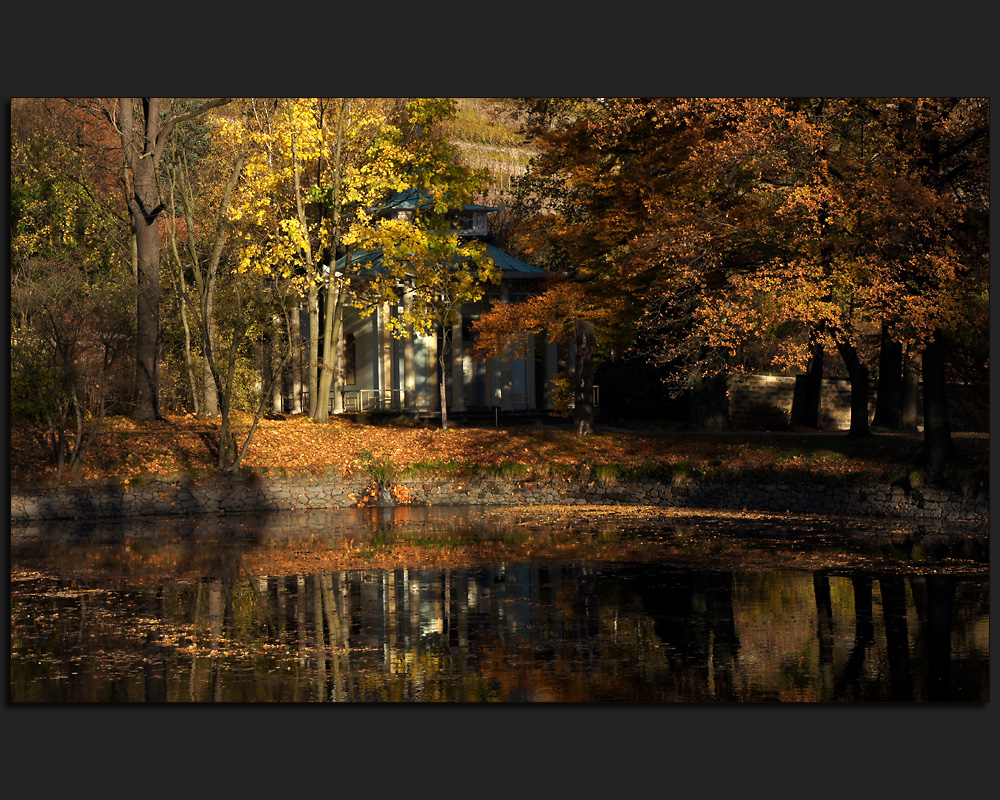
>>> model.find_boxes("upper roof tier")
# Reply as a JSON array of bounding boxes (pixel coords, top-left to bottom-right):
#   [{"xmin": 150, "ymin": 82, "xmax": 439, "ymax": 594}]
[
  {"xmin": 375, "ymin": 187, "xmax": 501, "ymax": 216},
  {"xmin": 333, "ymin": 242, "xmax": 546, "ymax": 278}
]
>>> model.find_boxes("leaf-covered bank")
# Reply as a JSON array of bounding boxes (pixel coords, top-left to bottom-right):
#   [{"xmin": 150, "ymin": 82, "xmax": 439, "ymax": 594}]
[{"xmin": 10, "ymin": 413, "xmax": 988, "ymax": 495}]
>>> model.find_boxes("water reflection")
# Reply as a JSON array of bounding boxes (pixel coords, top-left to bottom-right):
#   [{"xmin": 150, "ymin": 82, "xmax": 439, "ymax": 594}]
[{"xmin": 10, "ymin": 507, "xmax": 989, "ymax": 703}]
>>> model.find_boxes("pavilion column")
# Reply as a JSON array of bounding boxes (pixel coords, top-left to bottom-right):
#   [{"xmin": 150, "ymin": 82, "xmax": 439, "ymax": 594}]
[
  {"xmin": 427, "ymin": 328, "xmax": 439, "ymax": 411},
  {"xmin": 380, "ymin": 302, "xmax": 393, "ymax": 410},
  {"xmin": 403, "ymin": 290, "xmax": 416, "ymax": 412},
  {"xmin": 271, "ymin": 314, "xmax": 283, "ymax": 414},
  {"xmin": 333, "ymin": 303, "xmax": 345, "ymax": 414},
  {"xmin": 290, "ymin": 304, "xmax": 304, "ymax": 414},
  {"xmin": 451, "ymin": 308, "xmax": 466, "ymax": 413}
]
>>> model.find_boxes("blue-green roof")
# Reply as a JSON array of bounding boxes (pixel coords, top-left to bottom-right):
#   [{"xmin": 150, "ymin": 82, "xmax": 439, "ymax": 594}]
[
  {"xmin": 483, "ymin": 244, "xmax": 546, "ymax": 275},
  {"xmin": 334, "ymin": 243, "xmax": 545, "ymax": 277},
  {"xmin": 376, "ymin": 188, "xmax": 500, "ymax": 215}
]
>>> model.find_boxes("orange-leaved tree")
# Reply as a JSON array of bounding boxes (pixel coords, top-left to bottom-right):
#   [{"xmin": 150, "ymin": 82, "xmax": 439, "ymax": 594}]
[
  {"xmin": 473, "ymin": 98, "xmax": 695, "ymax": 433},
  {"xmin": 679, "ymin": 98, "xmax": 988, "ymax": 471}
]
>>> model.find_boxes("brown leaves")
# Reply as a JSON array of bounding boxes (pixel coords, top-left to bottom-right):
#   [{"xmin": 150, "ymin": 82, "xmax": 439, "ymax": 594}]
[{"xmin": 12, "ymin": 412, "xmax": 971, "ymax": 489}]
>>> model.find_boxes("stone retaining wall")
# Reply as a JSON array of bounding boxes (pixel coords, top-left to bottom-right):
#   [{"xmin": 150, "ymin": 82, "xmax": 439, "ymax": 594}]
[
  {"xmin": 10, "ymin": 473, "xmax": 988, "ymax": 526},
  {"xmin": 728, "ymin": 373, "xmax": 988, "ymax": 432}
]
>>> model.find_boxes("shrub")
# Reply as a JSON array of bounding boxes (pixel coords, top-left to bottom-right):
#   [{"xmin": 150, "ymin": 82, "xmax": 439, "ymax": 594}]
[
  {"xmin": 359, "ymin": 450, "xmax": 397, "ymax": 483},
  {"xmin": 594, "ymin": 464, "xmax": 620, "ymax": 484}
]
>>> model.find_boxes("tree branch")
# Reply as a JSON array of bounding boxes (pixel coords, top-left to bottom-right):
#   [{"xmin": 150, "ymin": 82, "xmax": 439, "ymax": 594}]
[{"xmin": 153, "ymin": 98, "xmax": 232, "ymax": 165}]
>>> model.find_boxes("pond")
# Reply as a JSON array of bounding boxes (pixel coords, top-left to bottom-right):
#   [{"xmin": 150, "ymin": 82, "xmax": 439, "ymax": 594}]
[{"xmin": 10, "ymin": 505, "xmax": 989, "ymax": 703}]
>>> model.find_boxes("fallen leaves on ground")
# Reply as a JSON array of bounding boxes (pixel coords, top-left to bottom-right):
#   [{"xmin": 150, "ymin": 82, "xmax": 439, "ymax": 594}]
[{"xmin": 9, "ymin": 412, "xmax": 987, "ymax": 488}]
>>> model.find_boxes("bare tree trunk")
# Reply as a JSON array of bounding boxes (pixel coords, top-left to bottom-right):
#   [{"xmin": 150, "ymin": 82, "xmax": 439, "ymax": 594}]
[
  {"xmin": 438, "ymin": 333, "xmax": 450, "ymax": 431},
  {"xmin": 180, "ymin": 300, "xmax": 200, "ymax": 415},
  {"xmin": 315, "ymin": 284, "xmax": 344, "ymax": 422},
  {"xmin": 201, "ymin": 282, "xmax": 220, "ymax": 416},
  {"xmin": 307, "ymin": 284, "xmax": 320, "ymax": 417},
  {"xmin": 921, "ymin": 329, "xmax": 959, "ymax": 482},
  {"xmin": 792, "ymin": 337, "xmax": 824, "ymax": 428},
  {"xmin": 112, "ymin": 97, "xmax": 230, "ymax": 420},
  {"xmin": 131, "ymin": 181, "xmax": 162, "ymax": 421},
  {"xmin": 315, "ymin": 99, "xmax": 350, "ymax": 422},
  {"xmin": 119, "ymin": 98, "xmax": 163, "ymax": 422},
  {"xmin": 165, "ymin": 185, "xmax": 200, "ymax": 416},
  {"xmin": 573, "ymin": 319, "xmax": 595, "ymax": 436},
  {"xmin": 835, "ymin": 339, "xmax": 870, "ymax": 438},
  {"xmin": 901, "ymin": 350, "xmax": 921, "ymax": 432},
  {"xmin": 283, "ymin": 99, "xmax": 325, "ymax": 420},
  {"xmin": 872, "ymin": 321, "xmax": 904, "ymax": 430}
]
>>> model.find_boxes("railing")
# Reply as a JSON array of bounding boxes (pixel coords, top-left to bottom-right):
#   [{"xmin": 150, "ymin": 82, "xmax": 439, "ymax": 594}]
[
  {"xmin": 342, "ymin": 389, "xmax": 406, "ymax": 413},
  {"xmin": 337, "ymin": 385, "xmax": 598, "ymax": 414}
]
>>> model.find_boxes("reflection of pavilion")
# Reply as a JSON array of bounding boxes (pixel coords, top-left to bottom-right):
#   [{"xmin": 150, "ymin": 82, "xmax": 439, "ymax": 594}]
[
  {"xmin": 243, "ymin": 562, "xmax": 982, "ymax": 702},
  {"xmin": 256, "ymin": 564, "xmax": 607, "ymax": 701}
]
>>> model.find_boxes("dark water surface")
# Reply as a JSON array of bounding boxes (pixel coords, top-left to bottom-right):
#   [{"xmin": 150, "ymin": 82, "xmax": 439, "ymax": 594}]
[{"xmin": 10, "ymin": 506, "xmax": 989, "ymax": 702}]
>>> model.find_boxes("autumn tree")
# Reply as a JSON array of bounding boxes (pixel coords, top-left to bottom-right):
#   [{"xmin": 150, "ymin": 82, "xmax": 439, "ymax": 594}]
[
  {"xmin": 681, "ymin": 98, "xmax": 882, "ymax": 436},
  {"xmin": 471, "ymin": 279, "xmax": 610, "ymax": 430},
  {"xmin": 686, "ymin": 98, "xmax": 988, "ymax": 467},
  {"xmin": 476, "ymin": 97, "xmax": 988, "ymax": 466},
  {"xmin": 228, "ymin": 98, "xmax": 425, "ymax": 420},
  {"xmin": 473, "ymin": 98, "xmax": 707, "ymax": 434},
  {"xmin": 358, "ymin": 206, "xmax": 498, "ymax": 430},
  {"xmin": 10, "ymin": 98, "xmax": 134, "ymax": 474},
  {"xmin": 160, "ymin": 100, "xmax": 292, "ymax": 473},
  {"xmin": 878, "ymin": 98, "xmax": 989, "ymax": 477},
  {"xmin": 10, "ymin": 262, "xmax": 132, "ymax": 475},
  {"xmin": 349, "ymin": 99, "xmax": 499, "ymax": 430},
  {"xmin": 98, "ymin": 97, "xmax": 231, "ymax": 421},
  {"xmin": 225, "ymin": 97, "xmax": 499, "ymax": 427}
]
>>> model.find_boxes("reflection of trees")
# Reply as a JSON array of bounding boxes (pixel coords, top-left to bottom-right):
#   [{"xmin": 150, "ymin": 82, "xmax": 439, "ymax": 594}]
[
  {"xmin": 833, "ymin": 574, "xmax": 876, "ymax": 700},
  {"xmin": 879, "ymin": 575, "xmax": 913, "ymax": 701},
  {"xmin": 912, "ymin": 575, "xmax": 958, "ymax": 702},
  {"xmin": 813, "ymin": 574, "xmax": 835, "ymax": 696},
  {"xmin": 10, "ymin": 511, "xmax": 991, "ymax": 702},
  {"xmin": 13, "ymin": 560, "xmax": 987, "ymax": 702},
  {"xmin": 625, "ymin": 568, "xmax": 740, "ymax": 701},
  {"xmin": 810, "ymin": 569, "xmax": 973, "ymax": 702}
]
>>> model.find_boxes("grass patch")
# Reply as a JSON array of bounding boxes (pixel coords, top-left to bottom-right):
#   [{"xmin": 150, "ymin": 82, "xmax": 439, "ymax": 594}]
[
  {"xmin": 594, "ymin": 464, "xmax": 621, "ymax": 483},
  {"xmin": 399, "ymin": 458, "xmax": 471, "ymax": 478}
]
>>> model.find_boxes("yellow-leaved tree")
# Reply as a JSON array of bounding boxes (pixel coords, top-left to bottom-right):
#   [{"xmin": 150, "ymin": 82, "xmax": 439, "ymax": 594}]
[
  {"xmin": 347, "ymin": 99, "xmax": 499, "ymax": 430},
  {"xmin": 226, "ymin": 98, "xmax": 484, "ymax": 423}
]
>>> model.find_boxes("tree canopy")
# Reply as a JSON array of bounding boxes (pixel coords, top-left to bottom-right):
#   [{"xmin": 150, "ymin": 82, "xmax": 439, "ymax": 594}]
[{"xmin": 9, "ymin": 96, "xmax": 989, "ymax": 482}]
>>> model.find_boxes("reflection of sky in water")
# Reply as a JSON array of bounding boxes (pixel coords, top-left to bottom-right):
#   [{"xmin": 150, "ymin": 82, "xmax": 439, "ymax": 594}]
[{"xmin": 10, "ymin": 508, "xmax": 989, "ymax": 703}]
